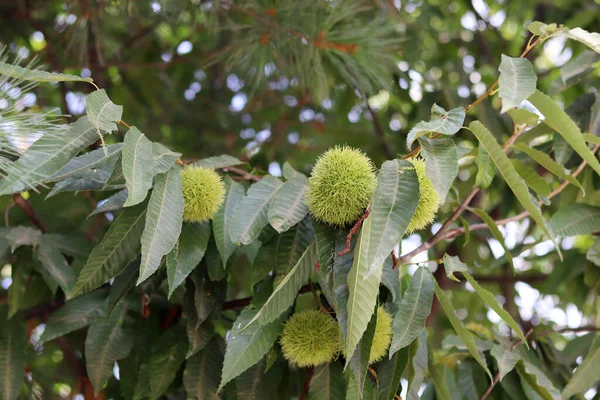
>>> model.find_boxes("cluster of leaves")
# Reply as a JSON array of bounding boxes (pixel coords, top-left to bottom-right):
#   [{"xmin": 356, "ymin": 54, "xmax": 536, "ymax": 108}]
[{"xmin": 0, "ymin": 7, "xmax": 600, "ymax": 400}]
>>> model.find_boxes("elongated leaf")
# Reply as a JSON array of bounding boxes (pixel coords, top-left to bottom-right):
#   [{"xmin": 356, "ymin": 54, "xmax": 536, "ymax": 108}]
[
  {"xmin": 565, "ymin": 27, "xmax": 600, "ymax": 54},
  {"xmin": 349, "ymin": 303, "xmax": 377, "ymax": 396},
  {"xmin": 213, "ymin": 178, "xmax": 245, "ymax": 266},
  {"xmin": 512, "ymin": 143, "xmax": 583, "ymax": 192},
  {"xmin": 5, "ymin": 226, "xmax": 41, "ymax": 252},
  {"xmin": 345, "ymin": 215, "xmax": 382, "ymax": 359},
  {"xmin": 407, "ymin": 332, "xmax": 428, "ymax": 400},
  {"xmin": 268, "ymin": 175, "xmax": 309, "ymax": 233},
  {"xmin": 442, "ymin": 254, "xmax": 467, "ymax": 282},
  {"xmin": 406, "ymin": 104, "xmax": 465, "ymax": 148},
  {"xmin": 40, "ymin": 290, "xmax": 108, "ymax": 344},
  {"xmin": 463, "ymin": 272, "xmax": 527, "ymax": 346},
  {"xmin": 309, "ymin": 362, "xmax": 346, "ymax": 400},
  {"xmin": 191, "ymin": 268, "xmax": 226, "ymax": 326},
  {"xmin": 389, "ymin": 266, "xmax": 434, "ymax": 356},
  {"xmin": 469, "ymin": 208, "xmax": 514, "ymax": 269},
  {"xmin": 512, "ymin": 159, "xmax": 551, "ymax": 197},
  {"xmin": 89, "ymin": 189, "xmax": 128, "ymax": 217},
  {"xmin": 491, "ymin": 344, "xmax": 520, "ymax": 381},
  {"xmin": 346, "ymin": 371, "xmax": 375, "ymax": 400},
  {"xmin": 86, "ymin": 89, "xmax": 123, "ymax": 134},
  {"xmin": 587, "ymin": 238, "xmax": 600, "ymax": 266},
  {"xmin": 475, "ymin": 142, "xmax": 495, "ymax": 189},
  {"xmin": 41, "ymin": 234, "xmax": 93, "ymax": 258},
  {"xmin": 46, "ymin": 154, "xmax": 120, "ymax": 198},
  {"xmin": 230, "ymin": 176, "xmax": 283, "ymax": 245},
  {"xmin": 148, "ymin": 325, "xmax": 188, "ymax": 398},
  {"xmin": 0, "ymin": 307, "xmax": 28, "ymax": 400},
  {"xmin": 378, "ymin": 346, "xmax": 409, "ymax": 400},
  {"xmin": 469, "ymin": 121, "xmax": 558, "ymax": 250},
  {"xmin": 419, "ymin": 137, "xmax": 458, "ymax": 203},
  {"xmin": 138, "ymin": 166, "xmax": 184, "ymax": 284},
  {"xmin": 167, "ymin": 222, "xmax": 211, "ymax": 297},
  {"xmin": 0, "ymin": 62, "xmax": 93, "ymax": 83},
  {"xmin": 434, "ymin": 281, "xmax": 492, "ymax": 380},
  {"xmin": 86, "ymin": 301, "xmax": 135, "ymax": 394},
  {"xmin": 517, "ymin": 348, "xmax": 561, "ymax": 400},
  {"xmin": 528, "ymin": 90, "xmax": 600, "ymax": 176},
  {"xmin": 183, "ymin": 337, "xmax": 224, "ymax": 400},
  {"xmin": 152, "ymin": 142, "xmax": 181, "ymax": 175},
  {"xmin": 283, "ymin": 162, "xmax": 304, "ymax": 179},
  {"xmin": 508, "ymin": 109, "xmax": 540, "ymax": 126},
  {"xmin": 331, "ymin": 229, "xmax": 357, "ymax": 344},
  {"xmin": 245, "ymin": 241, "xmax": 317, "ymax": 327},
  {"xmin": 498, "ymin": 55, "xmax": 537, "ymax": 113},
  {"xmin": 562, "ymin": 337, "xmax": 600, "ymax": 398},
  {"xmin": 584, "ymin": 133, "xmax": 600, "ymax": 145},
  {"xmin": 35, "ymin": 236, "xmax": 76, "ymax": 296},
  {"xmin": 368, "ymin": 160, "xmax": 419, "ymax": 275},
  {"xmin": 49, "ymin": 143, "xmax": 122, "ymax": 182},
  {"xmin": 235, "ymin": 359, "xmax": 282, "ymax": 398},
  {"xmin": 313, "ymin": 219, "xmax": 338, "ymax": 308},
  {"xmin": 194, "ymin": 155, "xmax": 244, "ymax": 169},
  {"xmin": 218, "ymin": 307, "xmax": 285, "ymax": 391},
  {"xmin": 428, "ymin": 345, "xmax": 451, "ymax": 400},
  {"xmin": 107, "ymin": 259, "xmax": 139, "ymax": 315},
  {"xmin": 549, "ymin": 203, "xmax": 600, "ymax": 236},
  {"xmin": 71, "ymin": 205, "xmax": 146, "ymax": 298},
  {"xmin": 273, "ymin": 218, "xmax": 314, "ymax": 287},
  {"xmin": 122, "ymin": 127, "xmax": 154, "ymax": 207},
  {"xmin": 0, "ymin": 116, "xmax": 99, "ymax": 195}
]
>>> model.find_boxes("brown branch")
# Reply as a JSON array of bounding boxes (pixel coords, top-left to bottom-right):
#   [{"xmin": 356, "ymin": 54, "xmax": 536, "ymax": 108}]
[
  {"xmin": 299, "ymin": 366, "xmax": 315, "ymax": 400},
  {"xmin": 4, "ymin": 201, "xmax": 15, "ymax": 227},
  {"xmin": 221, "ymin": 166, "xmax": 261, "ymax": 182},
  {"xmin": 338, "ymin": 208, "xmax": 371, "ymax": 256},
  {"xmin": 365, "ymin": 102, "xmax": 394, "ymax": 159},
  {"xmin": 12, "ymin": 194, "xmax": 47, "ymax": 233}
]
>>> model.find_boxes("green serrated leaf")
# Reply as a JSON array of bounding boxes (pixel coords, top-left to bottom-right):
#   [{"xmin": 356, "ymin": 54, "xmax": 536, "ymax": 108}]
[
  {"xmin": 433, "ymin": 280, "xmax": 492, "ymax": 381},
  {"xmin": 218, "ymin": 307, "xmax": 285, "ymax": 392},
  {"xmin": 419, "ymin": 137, "xmax": 458, "ymax": 203},
  {"xmin": 517, "ymin": 348, "xmax": 561, "ymax": 400},
  {"xmin": 71, "ymin": 204, "xmax": 146, "ymax": 298},
  {"xmin": 345, "ymin": 215, "xmax": 382, "ymax": 359},
  {"xmin": 308, "ymin": 362, "xmax": 346, "ymax": 400},
  {"xmin": 562, "ymin": 336, "xmax": 600, "ymax": 398},
  {"xmin": 428, "ymin": 344, "xmax": 451, "ymax": 400},
  {"xmin": 584, "ymin": 133, "xmax": 600, "ymax": 145},
  {"xmin": 236, "ymin": 358, "xmax": 282, "ymax": 398},
  {"xmin": 138, "ymin": 166, "xmax": 184, "ymax": 284},
  {"xmin": 469, "ymin": 121, "xmax": 558, "ymax": 253},
  {"xmin": 0, "ymin": 306, "xmax": 28, "ymax": 400},
  {"xmin": 191, "ymin": 268, "xmax": 226, "ymax": 326},
  {"xmin": 5, "ymin": 226, "xmax": 41, "ymax": 252},
  {"xmin": 183, "ymin": 337, "xmax": 224, "ymax": 400},
  {"xmin": 273, "ymin": 218, "xmax": 314, "ymax": 287},
  {"xmin": 86, "ymin": 300, "xmax": 135, "ymax": 394},
  {"xmin": 246, "ymin": 241, "xmax": 317, "ymax": 327},
  {"xmin": 378, "ymin": 346, "xmax": 409, "ymax": 400},
  {"xmin": 194, "ymin": 155, "xmax": 245, "ymax": 169},
  {"xmin": 40, "ymin": 290, "xmax": 108, "ymax": 344},
  {"xmin": 498, "ymin": 55, "xmax": 537, "ymax": 113},
  {"xmin": 406, "ymin": 104, "xmax": 465, "ymax": 148},
  {"xmin": 512, "ymin": 159, "xmax": 551, "ymax": 197},
  {"xmin": 407, "ymin": 332, "xmax": 428, "ymax": 400},
  {"xmin": 167, "ymin": 222, "xmax": 211, "ymax": 297},
  {"xmin": 469, "ymin": 208, "xmax": 514, "ymax": 269},
  {"xmin": 213, "ymin": 178, "xmax": 245, "ymax": 266},
  {"xmin": 528, "ymin": 90, "xmax": 600, "ymax": 176},
  {"xmin": 231, "ymin": 176, "xmax": 283, "ymax": 245},
  {"xmin": 549, "ymin": 203, "xmax": 600, "ymax": 236},
  {"xmin": 565, "ymin": 27, "xmax": 600, "ymax": 54},
  {"xmin": 508, "ymin": 109, "xmax": 540, "ymax": 126},
  {"xmin": 268, "ymin": 175, "xmax": 309, "ymax": 233},
  {"xmin": 389, "ymin": 266, "xmax": 434, "ymax": 356},
  {"xmin": 89, "ymin": 189, "xmax": 129, "ymax": 217},
  {"xmin": 512, "ymin": 143, "xmax": 584, "ymax": 192},
  {"xmin": 282, "ymin": 162, "xmax": 304, "ymax": 180},
  {"xmin": 475, "ymin": 141, "xmax": 495, "ymax": 189},
  {"xmin": 368, "ymin": 160, "xmax": 419, "ymax": 275},
  {"xmin": 442, "ymin": 254, "xmax": 467, "ymax": 282},
  {"xmin": 86, "ymin": 89, "xmax": 123, "ymax": 134},
  {"xmin": 491, "ymin": 344, "xmax": 520, "ymax": 381},
  {"xmin": 0, "ymin": 116, "xmax": 99, "ymax": 195},
  {"xmin": 35, "ymin": 235, "xmax": 76, "ymax": 296},
  {"xmin": 152, "ymin": 142, "xmax": 181, "ymax": 175},
  {"xmin": 463, "ymin": 272, "xmax": 528, "ymax": 346},
  {"xmin": 148, "ymin": 324, "xmax": 188, "ymax": 398},
  {"xmin": 48, "ymin": 143, "xmax": 122, "ymax": 183},
  {"xmin": 0, "ymin": 62, "xmax": 93, "ymax": 83},
  {"xmin": 122, "ymin": 127, "xmax": 154, "ymax": 207},
  {"xmin": 107, "ymin": 259, "xmax": 139, "ymax": 315},
  {"xmin": 349, "ymin": 303, "xmax": 377, "ymax": 396}
]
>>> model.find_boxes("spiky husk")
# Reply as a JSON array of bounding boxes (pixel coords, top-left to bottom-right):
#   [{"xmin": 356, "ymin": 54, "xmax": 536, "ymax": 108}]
[
  {"xmin": 280, "ymin": 310, "xmax": 341, "ymax": 367},
  {"xmin": 369, "ymin": 306, "xmax": 393, "ymax": 363},
  {"xmin": 180, "ymin": 166, "xmax": 225, "ymax": 223},
  {"xmin": 406, "ymin": 159, "xmax": 441, "ymax": 233},
  {"xmin": 306, "ymin": 146, "xmax": 376, "ymax": 226}
]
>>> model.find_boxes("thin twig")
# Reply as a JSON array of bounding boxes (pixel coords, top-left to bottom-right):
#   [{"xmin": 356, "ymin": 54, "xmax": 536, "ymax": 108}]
[
  {"xmin": 4, "ymin": 201, "xmax": 15, "ymax": 227},
  {"xmin": 365, "ymin": 102, "xmax": 394, "ymax": 159},
  {"xmin": 299, "ymin": 366, "xmax": 316, "ymax": 400},
  {"xmin": 309, "ymin": 280, "xmax": 327, "ymax": 312},
  {"xmin": 221, "ymin": 166, "xmax": 261, "ymax": 182},
  {"xmin": 12, "ymin": 194, "xmax": 47, "ymax": 233},
  {"xmin": 338, "ymin": 208, "xmax": 371, "ymax": 256}
]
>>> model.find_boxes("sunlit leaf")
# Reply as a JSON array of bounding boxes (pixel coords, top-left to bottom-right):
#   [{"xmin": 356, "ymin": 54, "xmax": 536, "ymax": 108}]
[
  {"xmin": 86, "ymin": 89, "xmax": 123, "ymax": 134},
  {"xmin": 122, "ymin": 127, "xmax": 154, "ymax": 207},
  {"xmin": 498, "ymin": 55, "xmax": 537, "ymax": 113},
  {"xmin": 406, "ymin": 104, "xmax": 465, "ymax": 148},
  {"xmin": 0, "ymin": 62, "xmax": 93, "ymax": 83},
  {"xmin": 167, "ymin": 222, "xmax": 211, "ymax": 297},
  {"xmin": 268, "ymin": 175, "xmax": 309, "ymax": 233},
  {"xmin": 549, "ymin": 203, "xmax": 600, "ymax": 236},
  {"xmin": 442, "ymin": 254, "xmax": 467, "ymax": 282}
]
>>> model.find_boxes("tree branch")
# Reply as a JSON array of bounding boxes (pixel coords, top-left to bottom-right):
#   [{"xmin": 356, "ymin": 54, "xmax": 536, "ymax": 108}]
[{"xmin": 365, "ymin": 102, "xmax": 394, "ymax": 159}]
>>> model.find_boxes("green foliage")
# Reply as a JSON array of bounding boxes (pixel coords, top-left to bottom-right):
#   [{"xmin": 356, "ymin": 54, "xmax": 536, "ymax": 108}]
[
  {"xmin": 306, "ymin": 146, "xmax": 376, "ymax": 227},
  {"xmin": 1, "ymin": 3, "xmax": 600, "ymax": 399},
  {"xmin": 280, "ymin": 310, "xmax": 341, "ymax": 367}
]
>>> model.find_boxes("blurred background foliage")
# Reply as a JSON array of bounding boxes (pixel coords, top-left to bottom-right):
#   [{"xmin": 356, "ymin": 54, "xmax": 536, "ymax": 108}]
[{"xmin": 1, "ymin": 0, "xmax": 600, "ymax": 398}]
